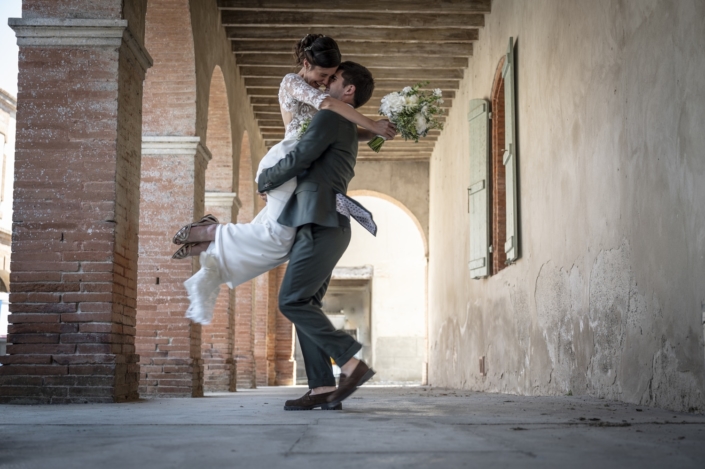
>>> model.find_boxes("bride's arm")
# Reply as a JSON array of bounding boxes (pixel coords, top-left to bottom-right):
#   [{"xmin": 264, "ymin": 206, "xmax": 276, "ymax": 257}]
[
  {"xmin": 319, "ymin": 97, "xmax": 396, "ymax": 140},
  {"xmin": 356, "ymin": 127, "xmax": 383, "ymax": 141}
]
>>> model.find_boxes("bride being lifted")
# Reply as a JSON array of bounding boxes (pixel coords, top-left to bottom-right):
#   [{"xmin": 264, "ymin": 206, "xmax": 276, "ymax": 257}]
[{"xmin": 170, "ymin": 34, "xmax": 396, "ymax": 324}]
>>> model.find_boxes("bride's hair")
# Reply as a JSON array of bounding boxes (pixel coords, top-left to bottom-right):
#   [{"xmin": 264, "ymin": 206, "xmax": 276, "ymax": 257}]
[{"xmin": 294, "ymin": 34, "xmax": 341, "ymax": 69}]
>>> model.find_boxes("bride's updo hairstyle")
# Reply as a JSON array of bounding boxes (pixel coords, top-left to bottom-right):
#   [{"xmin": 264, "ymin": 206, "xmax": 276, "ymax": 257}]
[{"xmin": 294, "ymin": 34, "xmax": 342, "ymax": 69}]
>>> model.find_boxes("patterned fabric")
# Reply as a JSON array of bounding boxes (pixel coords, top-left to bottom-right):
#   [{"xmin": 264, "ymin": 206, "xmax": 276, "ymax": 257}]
[
  {"xmin": 279, "ymin": 73, "xmax": 330, "ymax": 140},
  {"xmin": 336, "ymin": 194, "xmax": 378, "ymax": 236}
]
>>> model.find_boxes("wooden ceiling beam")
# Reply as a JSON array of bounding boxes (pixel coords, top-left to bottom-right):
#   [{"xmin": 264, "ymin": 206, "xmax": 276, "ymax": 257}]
[
  {"xmin": 233, "ymin": 41, "xmax": 473, "ymax": 57},
  {"xmin": 248, "ymin": 88, "xmax": 456, "ymax": 99},
  {"xmin": 246, "ymin": 77, "xmax": 461, "ymax": 89},
  {"xmin": 241, "ymin": 66, "xmax": 464, "ymax": 80},
  {"xmin": 256, "ymin": 100, "xmax": 451, "ymax": 111},
  {"xmin": 227, "ymin": 27, "xmax": 479, "ymax": 43},
  {"xmin": 221, "ymin": 11, "xmax": 484, "ymax": 29},
  {"xmin": 255, "ymin": 112, "xmax": 447, "ymax": 123},
  {"xmin": 218, "ymin": 0, "xmax": 491, "ymax": 14},
  {"xmin": 236, "ymin": 54, "xmax": 468, "ymax": 69}
]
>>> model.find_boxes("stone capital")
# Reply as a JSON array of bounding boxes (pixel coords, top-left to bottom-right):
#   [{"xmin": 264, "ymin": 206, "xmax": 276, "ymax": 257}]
[
  {"xmin": 142, "ymin": 136, "xmax": 212, "ymax": 165},
  {"xmin": 205, "ymin": 192, "xmax": 242, "ymax": 210},
  {"xmin": 332, "ymin": 265, "xmax": 374, "ymax": 280},
  {"xmin": 8, "ymin": 18, "xmax": 153, "ymax": 73}
]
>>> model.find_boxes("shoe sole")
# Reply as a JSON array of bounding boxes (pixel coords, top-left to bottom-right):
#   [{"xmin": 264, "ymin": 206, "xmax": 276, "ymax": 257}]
[
  {"xmin": 322, "ymin": 368, "xmax": 376, "ymax": 410},
  {"xmin": 283, "ymin": 403, "xmax": 343, "ymax": 411}
]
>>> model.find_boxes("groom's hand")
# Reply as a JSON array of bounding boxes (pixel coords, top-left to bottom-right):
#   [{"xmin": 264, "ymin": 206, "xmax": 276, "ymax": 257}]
[{"xmin": 258, "ymin": 192, "xmax": 268, "ymax": 203}]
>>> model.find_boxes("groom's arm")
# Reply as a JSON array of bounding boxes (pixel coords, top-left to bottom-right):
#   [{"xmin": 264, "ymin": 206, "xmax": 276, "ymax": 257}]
[{"xmin": 258, "ymin": 110, "xmax": 339, "ymax": 193}]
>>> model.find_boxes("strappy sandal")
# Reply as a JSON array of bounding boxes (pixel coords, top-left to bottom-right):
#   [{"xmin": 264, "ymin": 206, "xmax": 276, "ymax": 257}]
[
  {"xmin": 171, "ymin": 242, "xmax": 199, "ymax": 260},
  {"xmin": 172, "ymin": 214, "xmax": 219, "ymax": 245}
]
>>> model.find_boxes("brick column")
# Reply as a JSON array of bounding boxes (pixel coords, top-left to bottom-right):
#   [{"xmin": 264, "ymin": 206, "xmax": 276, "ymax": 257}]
[
  {"xmin": 136, "ymin": 137, "xmax": 209, "ymax": 397},
  {"xmin": 254, "ymin": 273, "xmax": 270, "ymax": 387},
  {"xmin": 272, "ymin": 264, "xmax": 296, "ymax": 385},
  {"xmin": 0, "ymin": 19, "xmax": 152, "ymax": 404},
  {"xmin": 234, "ymin": 280, "xmax": 256, "ymax": 388},
  {"xmin": 201, "ymin": 192, "xmax": 240, "ymax": 392}
]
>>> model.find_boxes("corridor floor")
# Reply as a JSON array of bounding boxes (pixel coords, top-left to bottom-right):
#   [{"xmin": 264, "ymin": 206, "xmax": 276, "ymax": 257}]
[{"xmin": 1, "ymin": 386, "xmax": 704, "ymax": 468}]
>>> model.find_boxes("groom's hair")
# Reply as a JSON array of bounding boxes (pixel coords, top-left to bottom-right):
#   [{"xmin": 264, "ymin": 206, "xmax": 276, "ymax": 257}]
[{"xmin": 338, "ymin": 61, "xmax": 375, "ymax": 108}]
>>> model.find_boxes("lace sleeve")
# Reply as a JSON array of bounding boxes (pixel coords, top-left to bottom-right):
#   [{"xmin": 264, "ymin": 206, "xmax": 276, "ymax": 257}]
[{"xmin": 279, "ymin": 73, "xmax": 329, "ymax": 110}]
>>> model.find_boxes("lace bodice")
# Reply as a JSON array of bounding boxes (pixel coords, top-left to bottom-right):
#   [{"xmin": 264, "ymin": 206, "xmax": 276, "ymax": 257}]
[{"xmin": 278, "ymin": 73, "xmax": 329, "ymax": 139}]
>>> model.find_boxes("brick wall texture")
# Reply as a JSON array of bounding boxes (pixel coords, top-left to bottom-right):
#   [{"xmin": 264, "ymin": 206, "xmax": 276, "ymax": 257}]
[
  {"xmin": 0, "ymin": 35, "xmax": 146, "ymax": 403},
  {"xmin": 205, "ymin": 67, "xmax": 233, "ymax": 193},
  {"xmin": 233, "ymin": 133, "xmax": 256, "ymax": 388},
  {"xmin": 1, "ymin": 0, "xmax": 297, "ymax": 402},
  {"xmin": 141, "ymin": 0, "xmax": 196, "ymax": 136}
]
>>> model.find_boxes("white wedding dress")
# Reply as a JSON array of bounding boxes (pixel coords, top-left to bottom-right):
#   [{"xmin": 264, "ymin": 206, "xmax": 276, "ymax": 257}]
[{"xmin": 184, "ymin": 74, "xmax": 330, "ymax": 325}]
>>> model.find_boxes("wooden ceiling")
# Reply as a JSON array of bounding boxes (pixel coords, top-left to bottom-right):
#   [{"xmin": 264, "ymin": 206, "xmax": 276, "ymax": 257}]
[{"xmin": 218, "ymin": 0, "xmax": 491, "ymax": 161}]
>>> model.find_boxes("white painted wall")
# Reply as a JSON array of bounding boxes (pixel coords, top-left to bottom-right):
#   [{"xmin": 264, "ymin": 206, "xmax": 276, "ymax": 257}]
[
  {"xmin": 337, "ymin": 195, "xmax": 427, "ymax": 383},
  {"xmin": 428, "ymin": 0, "xmax": 705, "ymax": 412}
]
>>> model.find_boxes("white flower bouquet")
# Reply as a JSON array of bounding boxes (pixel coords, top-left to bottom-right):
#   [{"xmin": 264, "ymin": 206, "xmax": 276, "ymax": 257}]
[{"xmin": 368, "ymin": 82, "xmax": 445, "ymax": 152}]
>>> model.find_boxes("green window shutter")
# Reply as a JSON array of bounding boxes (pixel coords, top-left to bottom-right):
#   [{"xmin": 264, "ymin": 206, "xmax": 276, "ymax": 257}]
[
  {"xmin": 503, "ymin": 37, "xmax": 520, "ymax": 263},
  {"xmin": 468, "ymin": 99, "xmax": 490, "ymax": 279}
]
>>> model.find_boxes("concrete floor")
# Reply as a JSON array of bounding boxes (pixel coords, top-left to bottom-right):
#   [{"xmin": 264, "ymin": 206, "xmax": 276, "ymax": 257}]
[{"xmin": 1, "ymin": 386, "xmax": 704, "ymax": 468}]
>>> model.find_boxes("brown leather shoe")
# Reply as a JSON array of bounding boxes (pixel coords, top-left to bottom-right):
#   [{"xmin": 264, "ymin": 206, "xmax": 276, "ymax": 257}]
[
  {"xmin": 284, "ymin": 390, "xmax": 343, "ymax": 411},
  {"xmin": 324, "ymin": 361, "xmax": 375, "ymax": 409}
]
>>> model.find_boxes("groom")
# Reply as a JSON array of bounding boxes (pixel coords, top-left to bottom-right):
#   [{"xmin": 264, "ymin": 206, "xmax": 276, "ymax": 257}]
[{"xmin": 258, "ymin": 61, "xmax": 378, "ymax": 411}]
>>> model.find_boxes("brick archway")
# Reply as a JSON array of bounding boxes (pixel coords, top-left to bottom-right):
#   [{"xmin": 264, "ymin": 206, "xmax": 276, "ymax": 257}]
[
  {"xmin": 201, "ymin": 66, "xmax": 236, "ymax": 392},
  {"xmin": 136, "ymin": 0, "xmax": 207, "ymax": 398}
]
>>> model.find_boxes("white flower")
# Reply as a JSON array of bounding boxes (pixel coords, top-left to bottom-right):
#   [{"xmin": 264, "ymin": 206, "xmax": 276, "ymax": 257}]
[
  {"xmin": 433, "ymin": 88, "xmax": 442, "ymax": 97},
  {"xmin": 405, "ymin": 94, "xmax": 419, "ymax": 107},
  {"xmin": 380, "ymin": 92, "xmax": 405, "ymax": 116},
  {"xmin": 402, "ymin": 86, "xmax": 412, "ymax": 94},
  {"xmin": 414, "ymin": 113, "xmax": 428, "ymax": 134}
]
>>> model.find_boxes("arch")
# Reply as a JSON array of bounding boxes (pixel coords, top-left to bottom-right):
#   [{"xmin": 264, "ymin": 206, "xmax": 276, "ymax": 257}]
[
  {"xmin": 205, "ymin": 66, "xmax": 233, "ymax": 193},
  {"xmin": 336, "ymin": 194, "xmax": 427, "ymax": 384},
  {"xmin": 490, "ymin": 57, "xmax": 508, "ymax": 274},
  {"xmin": 348, "ymin": 189, "xmax": 428, "ymax": 257},
  {"xmin": 142, "ymin": 0, "xmax": 197, "ymax": 136}
]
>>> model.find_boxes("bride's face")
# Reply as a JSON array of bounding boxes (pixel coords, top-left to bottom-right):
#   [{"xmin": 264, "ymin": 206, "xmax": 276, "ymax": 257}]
[{"xmin": 303, "ymin": 60, "xmax": 338, "ymax": 89}]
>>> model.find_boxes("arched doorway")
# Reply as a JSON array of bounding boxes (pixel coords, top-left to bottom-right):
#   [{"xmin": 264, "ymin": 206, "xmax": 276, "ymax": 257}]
[{"xmin": 294, "ymin": 193, "xmax": 428, "ymax": 384}]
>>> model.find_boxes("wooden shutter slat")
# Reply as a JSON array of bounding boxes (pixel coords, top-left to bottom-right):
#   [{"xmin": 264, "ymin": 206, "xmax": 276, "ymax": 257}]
[{"xmin": 468, "ymin": 99, "xmax": 490, "ymax": 279}]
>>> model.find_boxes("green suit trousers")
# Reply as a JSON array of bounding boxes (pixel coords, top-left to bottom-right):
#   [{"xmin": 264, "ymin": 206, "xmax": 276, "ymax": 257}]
[{"xmin": 278, "ymin": 216, "xmax": 362, "ymax": 388}]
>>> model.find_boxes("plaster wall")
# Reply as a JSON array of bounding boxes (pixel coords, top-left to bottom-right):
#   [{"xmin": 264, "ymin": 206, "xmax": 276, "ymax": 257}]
[
  {"xmin": 349, "ymin": 160, "xmax": 429, "ymax": 252},
  {"xmin": 338, "ymin": 196, "xmax": 427, "ymax": 383},
  {"xmin": 428, "ymin": 0, "xmax": 705, "ymax": 412}
]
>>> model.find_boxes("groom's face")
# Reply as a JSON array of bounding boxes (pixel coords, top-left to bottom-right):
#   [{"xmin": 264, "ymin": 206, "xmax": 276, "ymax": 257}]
[{"xmin": 327, "ymin": 70, "xmax": 352, "ymax": 103}]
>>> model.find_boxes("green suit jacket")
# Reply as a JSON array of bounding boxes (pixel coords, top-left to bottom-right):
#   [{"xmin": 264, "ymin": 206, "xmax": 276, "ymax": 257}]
[{"xmin": 257, "ymin": 109, "xmax": 358, "ymax": 228}]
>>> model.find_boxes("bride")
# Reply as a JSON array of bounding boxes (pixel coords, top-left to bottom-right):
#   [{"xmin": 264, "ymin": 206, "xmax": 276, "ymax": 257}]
[{"xmin": 171, "ymin": 34, "xmax": 396, "ymax": 324}]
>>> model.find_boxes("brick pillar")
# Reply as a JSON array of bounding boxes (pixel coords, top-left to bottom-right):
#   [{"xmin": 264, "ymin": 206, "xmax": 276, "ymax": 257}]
[
  {"xmin": 254, "ymin": 273, "xmax": 269, "ymax": 387},
  {"xmin": 201, "ymin": 192, "xmax": 240, "ymax": 392},
  {"xmin": 234, "ymin": 280, "xmax": 256, "ymax": 388},
  {"xmin": 0, "ymin": 18, "xmax": 152, "ymax": 403},
  {"xmin": 273, "ymin": 264, "xmax": 295, "ymax": 385},
  {"xmin": 136, "ymin": 137, "xmax": 209, "ymax": 397}
]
